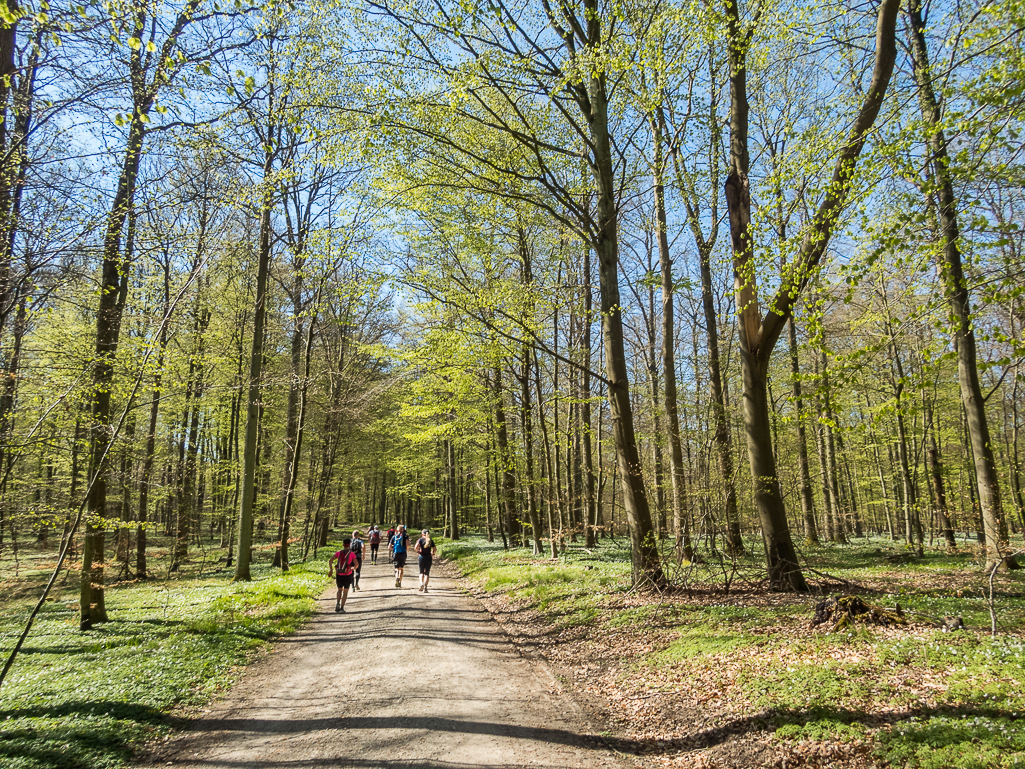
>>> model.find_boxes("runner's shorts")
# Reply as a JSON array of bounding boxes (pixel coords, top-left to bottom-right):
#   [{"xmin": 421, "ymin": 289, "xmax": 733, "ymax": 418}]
[
  {"xmin": 419, "ymin": 556, "xmax": 433, "ymax": 575},
  {"xmin": 394, "ymin": 551, "xmax": 407, "ymax": 568},
  {"xmin": 335, "ymin": 573, "xmax": 355, "ymax": 589}
]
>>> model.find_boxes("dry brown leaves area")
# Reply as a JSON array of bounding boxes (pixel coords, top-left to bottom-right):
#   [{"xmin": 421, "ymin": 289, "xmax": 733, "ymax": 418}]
[
  {"xmin": 467, "ymin": 585, "xmax": 965, "ymax": 769},
  {"xmin": 852, "ymin": 568, "xmax": 977, "ymax": 596}
]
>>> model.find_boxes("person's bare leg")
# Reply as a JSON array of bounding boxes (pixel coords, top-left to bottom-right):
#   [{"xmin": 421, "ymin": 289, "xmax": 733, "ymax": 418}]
[
  {"xmin": 339, "ymin": 587, "xmax": 350, "ymax": 611},
  {"xmin": 335, "ymin": 587, "xmax": 342, "ymax": 611}
]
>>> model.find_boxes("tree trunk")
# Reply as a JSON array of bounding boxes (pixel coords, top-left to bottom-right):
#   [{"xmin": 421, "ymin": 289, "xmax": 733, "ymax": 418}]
[
  {"xmin": 814, "ymin": 374, "xmax": 836, "ymax": 541},
  {"xmin": 446, "ymin": 438, "xmax": 459, "ymax": 540},
  {"xmin": 278, "ymin": 310, "xmax": 316, "ymax": 571},
  {"xmin": 172, "ymin": 301, "xmax": 209, "ymax": 572},
  {"xmin": 580, "ymin": 247, "xmax": 597, "ymax": 550},
  {"xmin": 819, "ymin": 349, "xmax": 848, "ymax": 544},
  {"xmin": 80, "ymin": 111, "xmax": 145, "ymax": 628},
  {"xmin": 907, "ymin": 0, "xmax": 1015, "ymax": 569},
  {"xmin": 1012, "ymin": 369, "xmax": 1025, "ymax": 534},
  {"xmin": 491, "ymin": 439, "xmax": 509, "ymax": 548},
  {"xmin": 891, "ymin": 356, "xmax": 924, "ymax": 555},
  {"xmin": 863, "ymin": 390, "xmax": 898, "ymax": 539},
  {"xmin": 233, "ymin": 144, "xmax": 275, "ymax": 582},
  {"xmin": 493, "ymin": 365, "xmax": 519, "ymax": 546},
  {"xmin": 650, "ymin": 117, "xmax": 691, "ymax": 562},
  {"xmin": 722, "ymin": 0, "xmax": 898, "ymax": 590},
  {"xmin": 516, "ymin": 344, "xmax": 543, "ymax": 555},
  {"xmin": 788, "ymin": 319, "xmax": 818, "ymax": 543},
  {"xmin": 926, "ymin": 402, "xmax": 957, "ymax": 550},
  {"xmin": 533, "ymin": 348, "xmax": 559, "ymax": 558},
  {"xmin": 584, "ymin": 54, "xmax": 664, "ymax": 587}
]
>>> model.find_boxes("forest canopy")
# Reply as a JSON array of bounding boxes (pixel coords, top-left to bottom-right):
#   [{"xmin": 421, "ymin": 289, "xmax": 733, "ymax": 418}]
[{"xmin": 0, "ymin": 0, "xmax": 1022, "ymax": 645}]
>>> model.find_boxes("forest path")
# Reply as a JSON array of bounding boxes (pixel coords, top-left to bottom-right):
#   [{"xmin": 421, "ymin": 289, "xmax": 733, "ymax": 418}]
[{"xmin": 136, "ymin": 556, "xmax": 632, "ymax": 769}]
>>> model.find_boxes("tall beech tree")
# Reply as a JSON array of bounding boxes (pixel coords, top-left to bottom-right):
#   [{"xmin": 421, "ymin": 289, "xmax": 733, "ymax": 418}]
[
  {"xmin": 366, "ymin": 0, "xmax": 665, "ymax": 585},
  {"xmin": 907, "ymin": 0, "xmax": 1017, "ymax": 570},
  {"xmin": 722, "ymin": 0, "xmax": 900, "ymax": 591},
  {"xmin": 78, "ymin": 0, "xmax": 219, "ymax": 627},
  {"xmin": 231, "ymin": 24, "xmax": 285, "ymax": 582}
]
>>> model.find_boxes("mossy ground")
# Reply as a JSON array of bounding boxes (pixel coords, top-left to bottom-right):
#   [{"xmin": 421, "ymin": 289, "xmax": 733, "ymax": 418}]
[{"xmin": 441, "ymin": 533, "xmax": 1025, "ymax": 769}]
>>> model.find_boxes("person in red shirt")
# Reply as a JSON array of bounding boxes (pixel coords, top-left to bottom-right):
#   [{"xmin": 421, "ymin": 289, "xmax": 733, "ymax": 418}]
[{"xmin": 329, "ymin": 539, "xmax": 358, "ymax": 613}]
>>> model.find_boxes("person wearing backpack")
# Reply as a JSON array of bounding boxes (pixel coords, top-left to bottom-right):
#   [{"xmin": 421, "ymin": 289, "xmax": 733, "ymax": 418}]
[
  {"xmin": 329, "ymin": 538, "xmax": 359, "ymax": 613},
  {"xmin": 350, "ymin": 530, "xmax": 365, "ymax": 591},
  {"xmin": 392, "ymin": 524, "xmax": 409, "ymax": 588},
  {"xmin": 386, "ymin": 526, "xmax": 396, "ymax": 564},
  {"xmin": 414, "ymin": 529, "xmax": 438, "ymax": 593},
  {"xmin": 369, "ymin": 526, "xmax": 381, "ymax": 565}
]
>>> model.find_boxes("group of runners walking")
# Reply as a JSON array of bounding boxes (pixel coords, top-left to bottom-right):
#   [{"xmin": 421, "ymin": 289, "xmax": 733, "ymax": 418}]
[{"xmin": 329, "ymin": 524, "xmax": 438, "ymax": 612}]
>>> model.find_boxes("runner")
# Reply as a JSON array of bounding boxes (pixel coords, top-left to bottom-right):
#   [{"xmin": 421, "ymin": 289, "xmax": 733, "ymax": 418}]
[
  {"xmin": 368, "ymin": 526, "xmax": 381, "ymax": 565},
  {"xmin": 414, "ymin": 529, "xmax": 438, "ymax": 593},
  {"xmin": 350, "ymin": 530, "xmax": 365, "ymax": 591},
  {"xmin": 329, "ymin": 538, "xmax": 358, "ymax": 613},
  {"xmin": 386, "ymin": 525, "xmax": 396, "ymax": 563},
  {"xmin": 392, "ymin": 524, "xmax": 409, "ymax": 588}
]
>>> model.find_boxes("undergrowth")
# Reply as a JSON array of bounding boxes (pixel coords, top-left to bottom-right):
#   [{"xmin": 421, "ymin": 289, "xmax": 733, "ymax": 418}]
[
  {"xmin": 442, "ymin": 533, "xmax": 1025, "ymax": 769},
  {"xmin": 0, "ymin": 558, "xmax": 327, "ymax": 769}
]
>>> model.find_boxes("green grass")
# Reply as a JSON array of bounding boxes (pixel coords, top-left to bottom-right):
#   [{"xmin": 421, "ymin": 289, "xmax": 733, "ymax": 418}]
[
  {"xmin": 0, "ymin": 559, "xmax": 326, "ymax": 769},
  {"xmin": 439, "ymin": 536, "xmax": 631, "ymax": 601},
  {"xmin": 653, "ymin": 627, "xmax": 760, "ymax": 660},
  {"xmin": 873, "ymin": 714, "xmax": 1025, "ymax": 769}
]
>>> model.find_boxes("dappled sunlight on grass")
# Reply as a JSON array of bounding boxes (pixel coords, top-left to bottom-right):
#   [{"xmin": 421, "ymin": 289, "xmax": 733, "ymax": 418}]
[
  {"xmin": 445, "ymin": 532, "xmax": 1025, "ymax": 769},
  {"xmin": 0, "ymin": 560, "xmax": 325, "ymax": 769}
]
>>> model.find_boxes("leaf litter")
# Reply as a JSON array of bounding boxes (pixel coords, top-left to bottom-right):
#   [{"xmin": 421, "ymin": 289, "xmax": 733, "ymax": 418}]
[{"xmin": 461, "ymin": 564, "xmax": 1025, "ymax": 769}]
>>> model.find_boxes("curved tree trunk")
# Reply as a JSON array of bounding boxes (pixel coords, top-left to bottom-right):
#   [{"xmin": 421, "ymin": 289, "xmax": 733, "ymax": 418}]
[{"xmin": 723, "ymin": 0, "xmax": 899, "ymax": 590}]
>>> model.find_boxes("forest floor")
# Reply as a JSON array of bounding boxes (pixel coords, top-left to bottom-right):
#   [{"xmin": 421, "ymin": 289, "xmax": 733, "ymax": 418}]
[
  {"xmin": 444, "ymin": 535, "xmax": 1025, "ymax": 769},
  {"xmin": 3, "ymin": 532, "xmax": 1025, "ymax": 768}
]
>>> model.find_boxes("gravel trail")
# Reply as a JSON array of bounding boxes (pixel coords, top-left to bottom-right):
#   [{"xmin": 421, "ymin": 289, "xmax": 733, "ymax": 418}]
[{"xmin": 136, "ymin": 558, "xmax": 632, "ymax": 769}]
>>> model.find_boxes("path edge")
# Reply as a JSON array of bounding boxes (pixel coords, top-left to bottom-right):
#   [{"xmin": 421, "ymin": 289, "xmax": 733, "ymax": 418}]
[{"xmin": 438, "ymin": 559, "xmax": 642, "ymax": 769}]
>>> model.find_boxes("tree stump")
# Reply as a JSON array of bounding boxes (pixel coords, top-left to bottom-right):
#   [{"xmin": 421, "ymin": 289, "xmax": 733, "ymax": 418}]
[{"xmin": 811, "ymin": 595, "xmax": 909, "ymax": 631}]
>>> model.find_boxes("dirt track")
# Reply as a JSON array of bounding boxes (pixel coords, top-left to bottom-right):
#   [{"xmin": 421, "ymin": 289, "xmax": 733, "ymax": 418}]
[{"xmin": 137, "ymin": 557, "xmax": 634, "ymax": 769}]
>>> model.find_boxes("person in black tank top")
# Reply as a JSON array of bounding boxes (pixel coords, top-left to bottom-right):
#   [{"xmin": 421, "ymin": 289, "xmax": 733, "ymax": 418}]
[{"xmin": 415, "ymin": 530, "xmax": 438, "ymax": 593}]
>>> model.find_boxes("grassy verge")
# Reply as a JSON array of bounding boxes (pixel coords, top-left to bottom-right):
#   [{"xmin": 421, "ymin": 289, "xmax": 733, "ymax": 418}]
[
  {"xmin": 0, "ymin": 558, "xmax": 329, "ymax": 769},
  {"xmin": 441, "ymin": 534, "xmax": 1025, "ymax": 769}
]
